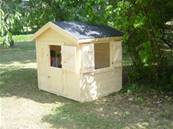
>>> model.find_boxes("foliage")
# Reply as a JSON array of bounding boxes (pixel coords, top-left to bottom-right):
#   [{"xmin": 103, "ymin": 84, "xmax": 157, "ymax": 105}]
[
  {"xmin": 114, "ymin": 0, "xmax": 173, "ymax": 83},
  {"xmin": 2, "ymin": 31, "xmax": 14, "ymax": 48},
  {"xmin": 0, "ymin": 0, "xmax": 22, "ymax": 47},
  {"xmin": 23, "ymin": 0, "xmax": 88, "ymax": 31},
  {"xmin": 23, "ymin": 0, "xmax": 118, "ymax": 31}
]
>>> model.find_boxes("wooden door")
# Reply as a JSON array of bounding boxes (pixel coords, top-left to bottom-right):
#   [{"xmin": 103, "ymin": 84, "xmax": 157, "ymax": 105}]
[
  {"xmin": 37, "ymin": 43, "xmax": 49, "ymax": 90},
  {"xmin": 48, "ymin": 67, "xmax": 63, "ymax": 95}
]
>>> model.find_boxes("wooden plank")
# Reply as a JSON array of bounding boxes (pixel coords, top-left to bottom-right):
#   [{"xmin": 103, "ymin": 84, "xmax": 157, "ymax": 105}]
[
  {"xmin": 111, "ymin": 41, "xmax": 122, "ymax": 67},
  {"xmin": 80, "ymin": 67, "xmax": 122, "ymax": 102},
  {"xmin": 62, "ymin": 45, "xmax": 76, "ymax": 72},
  {"xmin": 36, "ymin": 42, "xmax": 49, "ymax": 91},
  {"xmin": 81, "ymin": 44, "xmax": 95, "ymax": 72},
  {"xmin": 33, "ymin": 22, "xmax": 78, "ymax": 43},
  {"xmin": 36, "ymin": 28, "xmax": 76, "ymax": 45}
]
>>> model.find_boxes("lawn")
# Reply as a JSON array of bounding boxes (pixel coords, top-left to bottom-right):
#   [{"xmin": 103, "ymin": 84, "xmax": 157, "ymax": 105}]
[
  {"xmin": 0, "ymin": 35, "xmax": 173, "ymax": 129},
  {"xmin": 0, "ymin": 34, "xmax": 33, "ymax": 43}
]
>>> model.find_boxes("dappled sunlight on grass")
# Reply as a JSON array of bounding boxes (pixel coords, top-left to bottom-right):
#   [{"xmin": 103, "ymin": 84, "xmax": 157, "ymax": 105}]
[
  {"xmin": 42, "ymin": 91, "xmax": 173, "ymax": 129},
  {"xmin": 42, "ymin": 102, "xmax": 123, "ymax": 129},
  {"xmin": 123, "ymin": 122, "xmax": 149, "ymax": 129},
  {"xmin": 0, "ymin": 61, "xmax": 36, "ymax": 69}
]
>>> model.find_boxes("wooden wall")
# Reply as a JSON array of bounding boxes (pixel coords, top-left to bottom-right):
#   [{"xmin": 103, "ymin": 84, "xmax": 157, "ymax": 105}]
[
  {"xmin": 36, "ymin": 28, "xmax": 81, "ymax": 101},
  {"xmin": 80, "ymin": 67, "xmax": 122, "ymax": 102},
  {"xmin": 79, "ymin": 41, "xmax": 122, "ymax": 102},
  {"xmin": 35, "ymin": 27, "xmax": 122, "ymax": 102}
]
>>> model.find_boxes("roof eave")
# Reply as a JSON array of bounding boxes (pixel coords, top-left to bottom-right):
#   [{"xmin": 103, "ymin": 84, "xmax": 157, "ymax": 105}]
[
  {"xmin": 32, "ymin": 22, "xmax": 78, "ymax": 42},
  {"xmin": 77, "ymin": 36, "xmax": 122, "ymax": 44}
]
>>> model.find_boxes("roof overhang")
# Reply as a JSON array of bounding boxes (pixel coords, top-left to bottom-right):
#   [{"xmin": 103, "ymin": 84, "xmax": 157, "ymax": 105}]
[
  {"xmin": 78, "ymin": 36, "xmax": 122, "ymax": 44},
  {"xmin": 32, "ymin": 22, "xmax": 78, "ymax": 41},
  {"xmin": 32, "ymin": 21, "xmax": 123, "ymax": 44}
]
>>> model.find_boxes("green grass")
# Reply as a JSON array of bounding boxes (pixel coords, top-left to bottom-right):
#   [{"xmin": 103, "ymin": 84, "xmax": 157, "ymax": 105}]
[
  {"xmin": 0, "ymin": 34, "xmax": 173, "ymax": 129},
  {"xmin": 0, "ymin": 34, "xmax": 33, "ymax": 44}
]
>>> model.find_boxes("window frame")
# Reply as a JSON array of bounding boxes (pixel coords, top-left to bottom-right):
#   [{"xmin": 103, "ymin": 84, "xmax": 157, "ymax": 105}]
[
  {"xmin": 94, "ymin": 42, "xmax": 111, "ymax": 70},
  {"xmin": 49, "ymin": 45, "xmax": 62, "ymax": 68},
  {"xmin": 80, "ymin": 42, "xmax": 113, "ymax": 74}
]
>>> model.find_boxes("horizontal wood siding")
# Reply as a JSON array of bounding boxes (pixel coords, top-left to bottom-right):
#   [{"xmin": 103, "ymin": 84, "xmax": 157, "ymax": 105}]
[
  {"xmin": 37, "ymin": 28, "xmax": 77, "ymax": 45},
  {"xmin": 80, "ymin": 67, "xmax": 122, "ymax": 102}
]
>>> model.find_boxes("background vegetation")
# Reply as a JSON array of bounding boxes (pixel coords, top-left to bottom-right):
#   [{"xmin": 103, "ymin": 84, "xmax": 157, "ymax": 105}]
[{"xmin": 0, "ymin": 0, "xmax": 173, "ymax": 87}]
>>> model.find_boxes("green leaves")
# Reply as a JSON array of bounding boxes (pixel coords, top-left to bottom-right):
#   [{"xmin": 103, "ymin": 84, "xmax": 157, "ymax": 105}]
[
  {"xmin": 2, "ymin": 31, "xmax": 14, "ymax": 48},
  {"xmin": 133, "ymin": 14, "xmax": 146, "ymax": 29},
  {"xmin": 114, "ymin": 0, "xmax": 173, "ymax": 83},
  {"xmin": 139, "ymin": 41, "xmax": 152, "ymax": 65},
  {"xmin": 0, "ymin": 0, "xmax": 23, "ymax": 47}
]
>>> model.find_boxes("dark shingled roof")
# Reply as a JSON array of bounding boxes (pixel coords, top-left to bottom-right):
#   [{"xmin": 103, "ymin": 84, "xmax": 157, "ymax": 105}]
[{"xmin": 54, "ymin": 21, "xmax": 123, "ymax": 39}]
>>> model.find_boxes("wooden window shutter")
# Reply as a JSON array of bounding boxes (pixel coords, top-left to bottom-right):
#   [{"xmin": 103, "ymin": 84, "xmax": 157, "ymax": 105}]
[
  {"xmin": 81, "ymin": 44, "xmax": 95, "ymax": 72},
  {"xmin": 62, "ymin": 45, "xmax": 76, "ymax": 71},
  {"xmin": 111, "ymin": 41, "xmax": 122, "ymax": 67}
]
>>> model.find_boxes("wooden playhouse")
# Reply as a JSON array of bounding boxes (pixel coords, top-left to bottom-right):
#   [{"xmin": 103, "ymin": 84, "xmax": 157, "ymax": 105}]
[{"xmin": 33, "ymin": 21, "xmax": 123, "ymax": 102}]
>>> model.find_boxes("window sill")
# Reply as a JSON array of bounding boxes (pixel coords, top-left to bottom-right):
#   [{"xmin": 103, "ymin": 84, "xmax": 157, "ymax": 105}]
[{"xmin": 81, "ymin": 67, "xmax": 113, "ymax": 74}]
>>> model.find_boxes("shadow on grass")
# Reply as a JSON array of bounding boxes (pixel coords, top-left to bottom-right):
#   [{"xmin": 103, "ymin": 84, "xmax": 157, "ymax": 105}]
[
  {"xmin": 42, "ymin": 100, "xmax": 125, "ymax": 129},
  {"xmin": 0, "ymin": 68, "xmax": 71, "ymax": 104},
  {"xmin": 41, "ymin": 88, "xmax": 173, "ymax": 129}
]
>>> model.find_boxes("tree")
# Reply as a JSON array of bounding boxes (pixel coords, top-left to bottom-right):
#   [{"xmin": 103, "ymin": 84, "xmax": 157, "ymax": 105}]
[
  {"xmin": 113, "ymin": 0, "xmax": 173, "ymax": 83},
  {"xmin": 0, "ymin": 0, "xmax": 22, "ymax": 48}
]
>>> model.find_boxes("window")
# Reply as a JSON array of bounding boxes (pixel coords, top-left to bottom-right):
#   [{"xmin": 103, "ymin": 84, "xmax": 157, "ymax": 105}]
[
  {"xmin": 50, "ymin": 45, "xmax": 62, "ymax": 68},
  {"xmin": 94, "ymin": 43, "xmax": 110, "ymax": 69}
]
